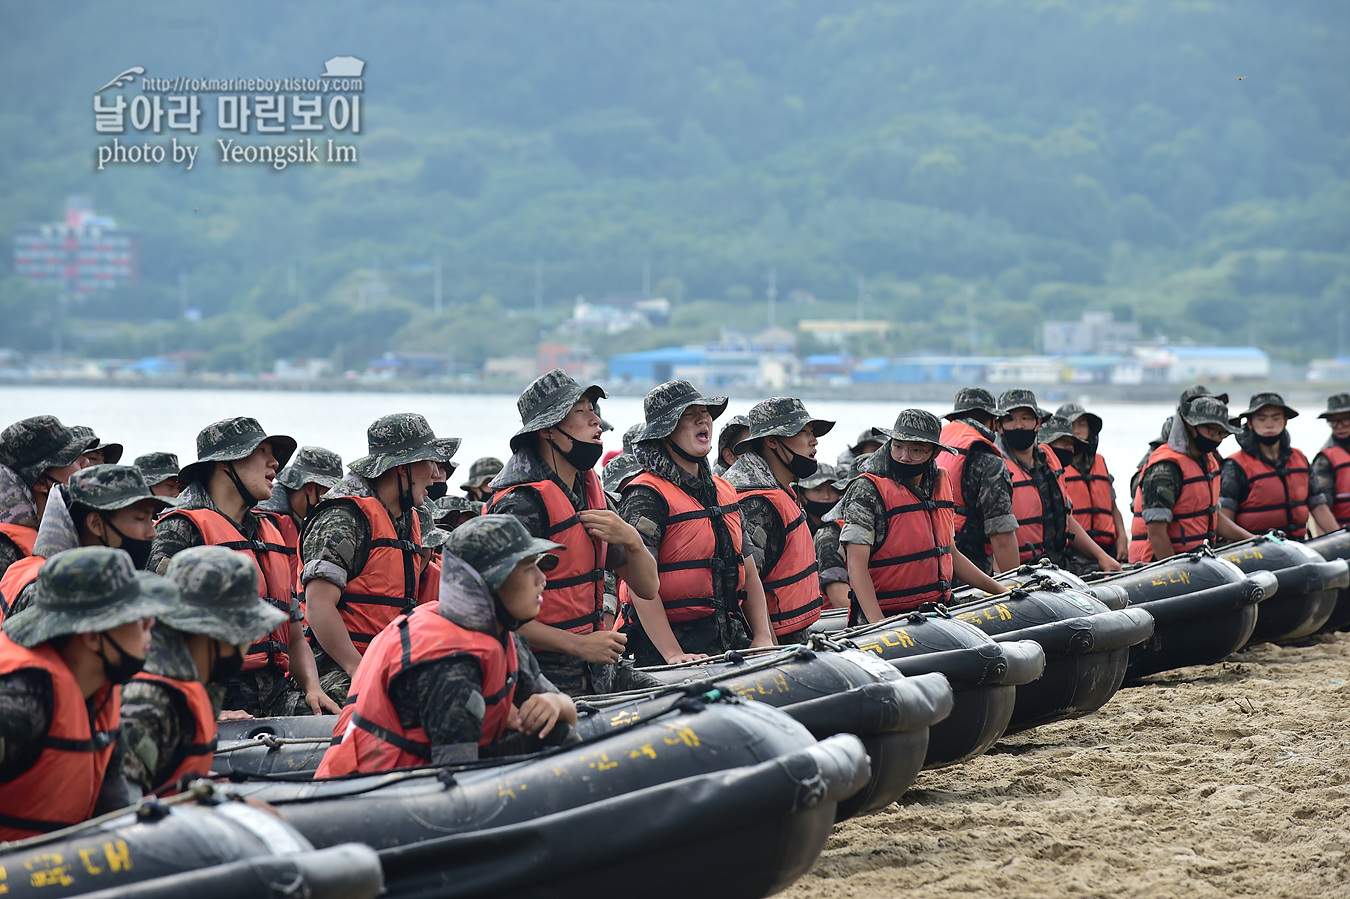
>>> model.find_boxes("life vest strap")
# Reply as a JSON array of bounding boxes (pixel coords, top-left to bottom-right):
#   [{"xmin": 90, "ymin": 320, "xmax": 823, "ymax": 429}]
[
  {"xmin": 770, "ymin": 595, "xmax": 823, "ymax": 623},
  {"xmin": 877, "ymin": 580, "xmax": 951, "ymax": 600},
  {"xmin": 370, "ymin": 537, "xmax": 419, "ymax": 553},
  {"xmin": 339, "ymin": 592, "xmax": 412, "ymax": 609},
  {"xmin": 666, "ymin": 503, "xmax": 738, "ymax": 525},
  {"xmin": 350, "ymin": 711, "xmax": 432, "ymax": 760},
  {"xmin": 883, "ymin": 499, "xmax": 955, "ymax": 518},
  {"xmin": 545, "ymin": 569, "xmax": 604, "ymax": 590},
  {"xmin": 0, "ymin": 810, "xmax": 69, "ymax": 834},
  {"xmin": 42, "ymin": 728, "xmax": 119, "ymax": 753},
  {"xmin": 871, "ymin": 545, "xmax": 952, "ymax": 567},
  {"xmin": 247, "ymin": 639, "xmax": 288, "ymax": 657},
  {"xmin": 762, "ymin": 563, "xmax": 818, "ymax": 591},
  {"xmin": 546, "ymin": 610, "xmax": 602, "ymax": 631}
]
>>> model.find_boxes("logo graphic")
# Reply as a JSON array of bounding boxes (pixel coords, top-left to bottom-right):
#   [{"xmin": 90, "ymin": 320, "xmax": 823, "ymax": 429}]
[
  {"xmin": 96, "ymin": 67, "xmax": 146, "ymax": 93},
  {"xmin": 321, "ymin": 56, "xmax": 365, "ymax": 77}
]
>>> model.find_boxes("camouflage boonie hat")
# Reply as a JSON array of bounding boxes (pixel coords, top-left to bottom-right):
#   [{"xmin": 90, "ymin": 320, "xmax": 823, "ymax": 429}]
[
  {"xmin": 3, "ymin": 546, "xmax": 179, "ymax": 648},
  {"xmin": 621, "ymin": 423, "xmax": 645, "ymax": 454},
  {"xmin": 798, "ymin": 462, "xmax": 838, "ymax": 490},
  {"xmin": 432, "ymin": 495, "xmax": 479, "ymax": 520},
  {"xmin": 67, "ymin": 465, "xmax": 173, "ymax": 513},
  {"xmin": 1235, "ymin": 391, "xmax": 1298, "ymax": 421},
  {"xmin": 637, "ymin": 380, "xmax": 729, "ymax": 442},
  {"xmin": 1055, "ymin": 403, "xmax": 1103, "ymax": 435},
  {"xmin": 157, "ymin": 545, "xmax": 287, "ymax": 646},
  {"xmin": 832, "ymin": 454, "xmax": 868, "ymax": 491},
  {"xmin": 69, "ymin": 426, "xmax": 124, "ymax": 465},
  {"xmin": 442, "ymin": 514, "xmax": 564, "ymax": 593},
  {"xmin": 717, "ymin": 415, "xmax": 751, "ymax": 454},
  {"xmin": 1178, "ymin": 384, "xmax": 1228, "ymax": 412},
  {"xmin": 511, "ymin": 369, "xmax": 608, "ymax": 452},
  {"xmin": 276, "ymin": 446, "xmax": 344, "ymax": 491},
  {"xmin": 0, "ymin": 415, "xmax": 97, "ymax": 487},
  {"xmin": 847, "ymin": 427, "xmax": 886, "ymax": 455},
  {"xmin": 602, "ymin": 452, "xmax": 644, "ymax": 494},
  {"xmin": 880, "ymin": 409, "xmax": 955, "ymax": 454},
  {"xmin": 1319, "ymin": 393, "xmax": 1350, "ymax": 420},
  {"xmin": 463, "ymin": 457, "xmax": 504, "ymax": 489},
  {"xmin": 349, "ymin": 413, "xmax": 460, "ymax": 479},
  {"xmin": 178, "ymin": 417, "xmax": 298, "ymax": 486},
  {"xmin": 422, "ymin": 527, "xmax": 453, "ymax": 550},
  {"xmin": 945, "ymin": 387, "xmax": 1000, "ymax": 420},
  {"xmin": 1037, "ymin": 415, "xmax": 1075, "ymax": 446},
  {"xmin": 132, "ymin": 452, "xmax": 181, "ymax": 487},
  {"xmin": 997, "ymin": 388, "xmax": 1049, "ymax": 420},
  {"xmin": 1180, "ymin": 396, "xmax": 1239, "ymax": 434},
  {"xmin": 734, "ymin": 397, "xmax": 835, "ymax": 453}
]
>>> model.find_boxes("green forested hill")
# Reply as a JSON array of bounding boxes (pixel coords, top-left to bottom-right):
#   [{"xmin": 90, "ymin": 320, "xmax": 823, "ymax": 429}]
[{"xmin": 0, "ymin": 0, "xmax": 1346, "ymax": 369}]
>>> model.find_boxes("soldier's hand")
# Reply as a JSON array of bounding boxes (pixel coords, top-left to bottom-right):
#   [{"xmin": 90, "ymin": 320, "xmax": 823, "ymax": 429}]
[
  {"xmin": 218, "ymin": 709, "xmax": 254, "ymax": 722},
  {"xmin": 666, "ymin": 652, "xmax": 708, "ymax": 664},
  {"xmin": 577, "ymin": 509, "xmax": 642, "ymax": 548},
  {"xmin": 516, "ymin": 694, "xmax": 565, "ymax": 739},
  {"xmin": 1098, "ymin": 555, "xmax": 1123, "ymax": 573},
  {"xmin": 574, "ymin": 629, "xmax": 627, "ymax": 664},
  {"xmin": 749, "ymin": 632, "xmax": 777, "ymax": 649},
  {"xmin": 307, "ymin": 689, "xmax": 341, "ymax": 715}
]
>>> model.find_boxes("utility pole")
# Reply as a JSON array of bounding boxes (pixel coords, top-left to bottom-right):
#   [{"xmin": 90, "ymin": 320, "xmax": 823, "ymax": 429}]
[
  {"xmin": 534, "ymin": 258, "xmax": 543, "ymax": 317},
  {"xmin": 433, "ymin": 254, "xmax": 442, "ymax": 315},
  {"xmin": 766, "ymin": 267, "xmax": 777, "ymax": 328}
]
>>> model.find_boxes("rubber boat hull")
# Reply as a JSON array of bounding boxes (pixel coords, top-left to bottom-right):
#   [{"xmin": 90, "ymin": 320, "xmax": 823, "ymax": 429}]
[
  {"xmin": 0, "ymin": 799, "xmax": 381, "ymax": 899},
  {"xmin": 1305, "ymin": 529, "xmax": 1350, "ymax": 632},
  {"xmin": 948, "ymin": 580, "xmax": 1155, "ymax": 733},
  {"xmin": 622, "ymin": 645, "xmax": 953, "ymax": 817},
  {"xmin": 231, "ymin": 701, "xmax": 870, "ymax": 899},
  {"xmin": 840, "ymin": 614, "xmax": 1045, "ymax": 767},
  {"xmin": 212, "ymin": 715, "xmax": 336, "ymax": 779},
  {"xmin": 1218, "ymin": 534, "xmax": 1349, "ymax": 644},
  {"xmin": 1083, "ymin": 552, "xmax": 1273, "ymax": 681}
]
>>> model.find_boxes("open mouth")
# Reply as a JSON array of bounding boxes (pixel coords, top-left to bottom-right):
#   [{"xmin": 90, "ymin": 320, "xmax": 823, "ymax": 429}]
[{"xmin": 695, "ymin": 426, "xmax": 711, "ymax": 444}]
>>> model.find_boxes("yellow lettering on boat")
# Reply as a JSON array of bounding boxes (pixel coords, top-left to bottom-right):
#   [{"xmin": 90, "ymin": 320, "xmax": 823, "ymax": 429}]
[
  {"xmin": 663, "ymin": 726, "xmax": 700, "ymax": 748},
  {"xmin": 607, "ymin": 709, "xmax": 639, "ymax": 727},
  {"xmin": 881, "ymin": 630, "xmax": 914, "ymax": 648},
  {"xmin": 1151, "ymin": 570, "xmax": 1192, "ymax": 587},
  {"xmin": 77, "ymin": 847, "xmax": 102, "ymax": 875},
  {"xmin": 103, "ymin": 841, "xmax": 131, "ymax": 873},
  {"xmin": 629, "ymin": 743, "xmax": 657, "ymax": 760},
  {"xmin": 25, "ymin": 854, "xmax": 72, "ymax": 888}
]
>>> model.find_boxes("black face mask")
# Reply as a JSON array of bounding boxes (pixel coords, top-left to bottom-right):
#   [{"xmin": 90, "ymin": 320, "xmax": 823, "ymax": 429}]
[
  {"xmin": 98, "ymin": 632, "xmax": 146, "ymax": 685},
  {"xmin": 101, "ymin": 516, "xmax": 153, "ymax": 570},
  {"xmin": 550, "ymin": 430, "xmax": 605, "ymax": 472},
  {"xmin": 1002, "ymin": 428, "xmax": 1037, "ymax": 451},
  {"xmin": 426, "ymin": 481, "xmax": 449, "ymax": 501},
  {"xmin": 804, "ymin": 498, "xmax": 836, "ymax": 520},
  {"xmin": 1051, "ymin": 445, "xmax": 1077, "ymax": 467},
  {"xmin": 889, "ymin": 456, "xmax": 928, "ymax": 480},
  {"xmin": 1255, "ymin": 431, "xmax": 1283, "ymax": 446},
  {"xmin": 772, "ymin": 443, "xmax": 818, "ymax": 480},
  {"xmin": 209, "ymin": 643, "xmax": 245, "ymax": 685},
  {"xmin": 1074, "ymin": 437, "xmax": 1094, "ymax": 457},
  {"xmin": 1192, "ymin": 433, "xmax": 1223, "ymax": 455}
]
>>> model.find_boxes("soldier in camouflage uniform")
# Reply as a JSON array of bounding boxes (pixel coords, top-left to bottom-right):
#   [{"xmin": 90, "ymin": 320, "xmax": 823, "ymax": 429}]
[
  {"xmin": 1050, "ymin": 404, "xmax": 1131, "ymax": 571},
  {"xmin": 317, "ymin": 515, "xmax": 578, "ymax": 774},
  {"xmin": 122, "ymin": 546, "xmax": 288, "ymax": 796},
  {"xmin": 462, "ymin": 457, "xmax": 503, "ymax": 503},
  {"xmin": 715, "ymin": 414, "xmax": 751, "ymax": 476},
  {"xmin": 431, "ymin": 494, "xmax": 481, "ymax": 532},
  {"xmin": 486, "ymin": 369, "xmax": 659, "ymax": 695},
  {"xmin": 257, "ymin": 446, "xmax": 344, "ymax": 587},
  {"xmin": 936, "ymin": 388, "xmax": 1020, "ymax": 576},
  {"xmin": 133, "ymin": 452, "xmax": 185, "ymax": 499},
  {"xmin": 841, "ymin": 410, "xmax": 1008, "ymax": 623},
  {"xmin": 617, "ymin": 380, "xmax": 775, "ymax": 665},
  {"xmin": 151, "ymin": 417, "xmax": 335, "ymax": 718},
  {"xmin": 2, "ymin": 465, "xmax": 171, "ymax": 620},
  {"xmin": 302, "ymin": 414, "xmax": 459, "ymax": 705},
  {"xmin": 1311, "ymin": 392, "xmax": 1350, "ymax": 530},
  {"xmin": 799, "ymin": 462, "xmax": 841, "ymax": 533},
  {"xmin": 0, "ymin": 547, "xmax": 178, "ymax": 838},
  {"xmin": 1131, "ymin": 385, "xmax": 1229, "ymax": 496},
  {"xmin": 70, "ymin": 426, "xmax": 123, "ymax": 468},
  {"xmin": 814, "ymin": 455, "xmax": 863, "ymax": 610},
  {"xmin": 723, "ymin": 398, "xmax": 834, "ymax": 643},
  {"xmin": 835, "ymin": 427, "xmax": 886, "ymax": 470},
  {"xmin": 0, "ymin": 416, "xmax": 97, "ymax": 583}
]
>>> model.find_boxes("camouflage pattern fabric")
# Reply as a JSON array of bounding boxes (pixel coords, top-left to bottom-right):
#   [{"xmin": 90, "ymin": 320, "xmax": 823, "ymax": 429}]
[
  {"xmin": 276, "ymin": 446, "xmax": 343, "ymax": 491},
  {"xmin": 621, "ymin": 423, "xmax": 645, "ymax": 455},
  {"xmin": 836, "ymin": 427, "xmax": 886, "ymax": 469},
  {"xmin": 69, "ymin": 426, "xmax": 123, "ymax": 465},
  {"xmin": 996, "ymin": 388, "xmax": 1049, "ymax": 420},
  {"xmin": 1003, "ymin": 443, "xmax": 1072, "ymax": 566},
  {"xmin": 510, "ymin": 369, "xmax": 607, "ymax": 452},
  {"xmin": 814, "ymin": 516, "xmax": 847, "ymax": 589},
  {"xmin": 838, "ymin": 440, "xmax": 941, "ymax": 549},
  {"xmin": 882, "ymin": 408, "xmax": 953, "ymax": 451},
  {"xmin": 346, "ymin": 413, "xmax": 459, "ymax": 479},
  {"xmin": 1054, "ymin": 403, "xmax": 1103, "ymax": 434},
  {"xmin": 733, "ymin": 397, "xmax": 834, "ymax": 453},
  {"xmin": 945, "ymin": 387, "xmax": 1000, "ymax": 420},
  {"xmin": 722, "ymin": 451, "xmax": 789, "ymax": 576},
  {"xmin": 160, "ymin": 545, "xmax": 287, "ymax": 645},
  {"xmin": 225, "ymin": 667, "xmax": 316, "ymax": 717},
  {"xmin": 441, "ymin": 514, "xmax": 563, "ymax": 594},
  {"xmin": 635, "ymin": 379, "xmax": 728, "ymax": 442},
  {"xmin": 1319, "ymin": 393, "xmax": 1350, "ymax": 419},
  {"xmin": 132, "ymin": 452, "xmax": 181, "ymax": 486},
  {"xmin": 299, "ymin": 476, "xmax": 417, "ymax": 591},
  {"xmin": 1038, "ymin": 415, "xmax": 1075, "ymax": 446},
  {"xmin": 1179, "ymin": 396, "xmax": 1239, "ymax": 433},
  {"xmin": 463, "ymin": 457, "xmax": 504, "ymax": 489},
  {"xmin": 602, "ymin": 452, "xmax": 644, "ymax": 495},
  {"xmin": 0, "ymin": 415, "xmax": 94, "ymax": 487},
  {"xmin": 68, "ymin": 464, "xmax": 172, "ymax": 512},
  {"xmin": 179, "ymin": 417, "xmax": 297, "ymax": 486}
]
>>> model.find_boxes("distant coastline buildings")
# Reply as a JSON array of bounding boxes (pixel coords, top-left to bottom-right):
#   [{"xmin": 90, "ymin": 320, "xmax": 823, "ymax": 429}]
[{"xmin": 13, "ymin": 196, "xmax": 139, "ymax": 294}]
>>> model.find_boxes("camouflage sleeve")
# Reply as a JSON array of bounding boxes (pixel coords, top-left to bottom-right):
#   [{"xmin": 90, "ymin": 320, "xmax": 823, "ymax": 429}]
[
  {"xmin": 119, "ymin": 679, "xmax": 187, "ymax": 796},
  {"xmin": 839, "ymin": 477, "xmax": 886, "ymax": 547},
  {"xmin": 148, "ymin": 514, "xmax": 204, "ymax": 576},
  {"xmin": 1309, "ymin": 452, "xmax": 1334, "ymax": 509},
  {"xmin": 0, "ymin": 537, "xmax": 23, "ymax": 584},
  {"xmin": 603, "ymin": 569, "xmax": 619, "ymax": 617},
  {"xmin": 736, "ymin": 494, "xmax": 784, "ymax": 575},
  {"xmin": 299, "ymin": 504, "xmax": 370, "ymax": 589},
  {"xmin": 512, "ymin": 632, "xmax": 560, "ymax": 701},
  {"xmin": 389, "ymin": 655, "xmax": 486, "ymax": 755},
  {"xmin": 814, "ymin": 522, "xmax": 848, "ymax": 587},
  {"xmin": 617, "ymin": 485, "xmax": 668, "ymax": 552},
  {"xmin": 0, "ymin": 669, "xmax": 52, "ymax": 780},
  {"xmin": 967, "ymin": 453, "xmax": 1017, "ymax": 535},
  {"xmin": 7, "ymin": 580, "xmax": 38, "ymax": 617},
  {"xmin": 1139, "ymin": 460, "xmax": 1183, "ymax": 522},
  {"xmin": 1218, "ymin": 457, "xmax": 1247, "ymax": 512},
  {"xmin": 94, "ymin": 730, "xmax": 136, "ymax": 813},
  {"xmin": 487, "ymin": 487, "xmax": 549, "ymax": 540}
]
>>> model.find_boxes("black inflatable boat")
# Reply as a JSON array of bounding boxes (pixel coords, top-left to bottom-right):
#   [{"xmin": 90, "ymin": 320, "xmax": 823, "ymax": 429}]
[
  {"xmin": 619, "ymin": 642, "xmax": 953, "ymax": 818},
  {"xmin": 1303, "ymin": 529, "xmax": 1350, "ymax": 633},
  {"xmin": 1217, "ymin": 533, "xmax": 1349, "ymax": 644}
]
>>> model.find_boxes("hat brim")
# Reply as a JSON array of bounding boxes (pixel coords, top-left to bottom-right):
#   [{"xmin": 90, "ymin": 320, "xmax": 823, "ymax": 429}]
[
  {"xmin": 480, "ymin": 537, "xmax": 567, "ymax": 588},
  {"xmin": 637, "ymin": 394, "xmax": 730, "ymax": 442},
  {"xmin": 349, "ymin": 436, "xmax": 462, "ymax": 479},
  {"xmin": 98, "ymin": 492, "xmax": 175, "ymax": 513},
  {"xmin": 876, "ymin": 430, "xmax": 957, "ymax": 455},
  {"xmin": 510, "ymin": 384, "xmax": 607, "ymax": 452},
  {"xmin": 90, "ymin": 442, "xmax": 125, "ymax": 464},
  {"xmin": 1318, "ymin": 409, "xmax": 1350, "ymax": 420},
  {"xmin": 3, "ymin": 572, "xmax": 180, "ymax": 649},
  {"xmin": 1063, "ymin": 410, "xmax": 1104, "ymax": 433},
  {"xmin": 1238, "ymin": 403, "xmax": 1299, "ymax": 421},
  {"xmin": 735, "ymin": 417, "xmax": 836, "ymax": 455},
  {"xmin": 156, "ymin": 596, "xmax": 289, "ymax": 646},
  {"xmin": 1179, "ymin": 408, "xmax": 1241, "ymax": 435},
  {"xmin": 943, "ymin": 406, "xmax": 998, "ymax": 421},
  {"xmin": 180, "ymin": 434, "xmax": 298, "ymax": 485}
]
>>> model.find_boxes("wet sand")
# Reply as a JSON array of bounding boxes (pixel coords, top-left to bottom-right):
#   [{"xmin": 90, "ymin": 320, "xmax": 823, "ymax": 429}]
[{"xmin": 784, "ymin": 632, "xmax": 1350, "ymax": 899}]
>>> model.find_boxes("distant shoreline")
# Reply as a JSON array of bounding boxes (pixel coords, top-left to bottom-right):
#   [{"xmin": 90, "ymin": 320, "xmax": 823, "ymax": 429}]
[{"xmin": 0, "ymin": 376, "xmax": 1333, "ymax": 406}]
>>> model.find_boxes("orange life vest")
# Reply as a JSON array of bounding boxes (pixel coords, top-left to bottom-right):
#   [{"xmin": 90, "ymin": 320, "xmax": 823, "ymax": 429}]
[
  {"xmin": 992, "ymin": 448, "xmax": 1065, "ymax": 564},
  {"xmin": 162, "ymin": 507, "xmax": 295, "ymax": 674},
  {"xmin": 1324, "ymin": 444, "xmax": 1350, "ymax": 525},
  {"xmin": 0, "ymin": 522, "xmax": 37, "ymax": 557},
  {"xmin": 0, "ymin": 553, "xmax": 44, "ymax": 623},
  {"xmin": 416, "ymin": 558, "xmax": 440, "ymax": 606},
  {"xmin": 859, "ymin": 470, "xmax": 956, "ymax": 613},
  {"xmin": 316, "ymin": 606, "xmax": 518, "ymax": 776},
  {"xmin": 263, "ymin": 509, "xmax": 303, "ymax": 592},
  {"xmin": 129, "ymin": 671, "xmax": 217, "ymax": 795},
  {"xmin": 1228, "ymin": 446, "xmax": 1311, "ymax": 539},
  {"xmin": 1060, "ymin": 453, "xmax": 1117, "ymax": 550},
  {"xmin": 620, "ymin": 472, "xmax": 745, "ymax": 625},
  {"xmin": 1129, "ymin": 444, "xmax": 1221, "ymax": 563},
  {"xmin": 735, "ymin": 484, "xmax": 821, "ymax": 635},
  {"xmin": 487, "ymin": 473, "xmax": 608, "ymax": 634},
  {"xmin": 0, "ymin": 634, "xmax": 120, "ymax": 840},
  {"xmin": 305, "ymin": 496, "xmax": 422, "ymax": 656},
  {"xmin": 937, "ymin": 421, "xmax": 998, "ymax": 540}
]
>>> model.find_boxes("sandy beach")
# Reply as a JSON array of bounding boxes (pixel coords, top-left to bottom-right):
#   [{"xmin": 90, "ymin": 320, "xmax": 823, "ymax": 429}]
[{"xmin": 784, "ymin": 631, "xmax": 1350, "ymax": 899}]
